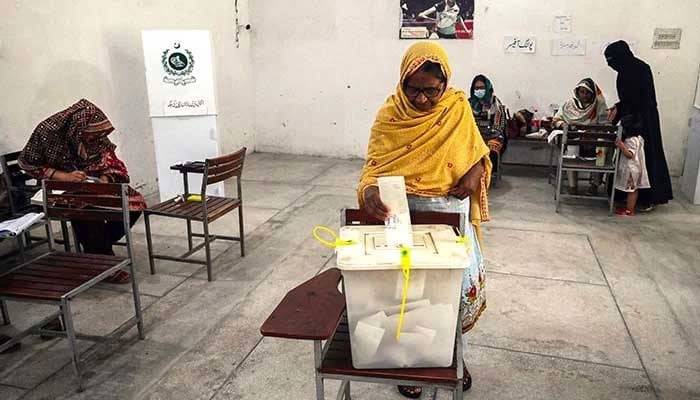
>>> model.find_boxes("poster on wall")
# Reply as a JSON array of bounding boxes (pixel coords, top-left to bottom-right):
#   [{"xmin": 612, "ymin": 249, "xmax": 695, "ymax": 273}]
[
  {"xmin": 142, "ymin": 30, "xmax": 217, "ymax": 117},
  {"xmin": 400, "ymin": 0, "xmax": 474, "ymax": 40}
]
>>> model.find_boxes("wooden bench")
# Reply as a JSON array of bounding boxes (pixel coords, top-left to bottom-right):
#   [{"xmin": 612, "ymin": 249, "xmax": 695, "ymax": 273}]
[{"xmin": 260, "ymin": 209, "xmax": 466, "ymax": 400}]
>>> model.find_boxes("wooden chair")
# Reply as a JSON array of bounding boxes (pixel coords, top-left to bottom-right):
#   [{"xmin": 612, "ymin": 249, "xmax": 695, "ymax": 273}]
[
  {"xmin": 0, "ymin": 180, "xmax": 145, "ymax": 391},
  {"xmin": 144, "ymin": 148, "xmax": 246, "ymax": 281},
  {"xmin": 261, "ymin": 208, "xmax": 467, "ymax": 400},
  {"xmin": 1, "ymin": 151, "xmax": 73, "ymax": 257},
  {"xmin": 553, "ymin": 123, "xmax": 621, "ymax": 215}
]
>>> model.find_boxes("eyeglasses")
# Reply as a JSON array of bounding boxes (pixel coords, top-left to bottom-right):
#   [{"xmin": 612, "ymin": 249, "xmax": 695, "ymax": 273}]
[{"xmin": 404, "ymin": 83, "xmax": 444, "ymax": 99}]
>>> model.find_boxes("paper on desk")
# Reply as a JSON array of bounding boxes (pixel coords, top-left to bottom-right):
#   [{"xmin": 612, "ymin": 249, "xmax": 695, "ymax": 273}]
[
  {"xmin": 377, "ymin": 176, "xmax": 412, "ymax": 247},
  {"xmin": 30, "ymin": 189, "xmax": 65, "ymax": 206},
  {"xmin": 0, "ymin": 212, "xmax": 45, "ymax": 238}
]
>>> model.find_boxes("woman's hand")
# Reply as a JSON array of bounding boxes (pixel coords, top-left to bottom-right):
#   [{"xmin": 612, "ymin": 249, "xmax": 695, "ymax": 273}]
[
  {"xmin": 449, "ymin": 161, "xmax": 485, "ymax": 200},
  {"xmin": 607, "ymin": 105, "xmax": 618, "ymax": 122},
  {"xmin": 53, "ymin": 170, "xmax": 87, "ymax": 182},
  {"xmin": 363, "ymin": 186, "xmax": 391, "ymax": 221},
  {"xmin": 99, "ymin": 175, "xmax": 110, "ymax": 183}
]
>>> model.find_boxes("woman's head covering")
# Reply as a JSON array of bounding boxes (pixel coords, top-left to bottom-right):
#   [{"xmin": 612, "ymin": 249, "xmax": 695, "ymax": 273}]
[
  {"xmin": 468, "ymin": 74, "xmax": 494, "ymax": 113},
  {"xmin": 555, "ymin": 78, "xmax": 608, "ymax": 125},
  {"xmin": 19, "ymin": 99, "xmax": 117, "ymax": 174},
  {"xmin": 604, "ymin": 40, "xmax": 634, "ymax": 72},
  {"xmin": 359, "ymin": 42, "xmax": 492, "ymax": 243},
  {"xmin": 395, "ymin": 41, "xmax": 452, "ymax": 116}
]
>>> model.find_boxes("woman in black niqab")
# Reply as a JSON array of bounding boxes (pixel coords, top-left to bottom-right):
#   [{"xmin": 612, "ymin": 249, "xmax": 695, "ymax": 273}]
[{"xmin": 604, "ymin": 40, "xmax": 673, "ymax": 208}]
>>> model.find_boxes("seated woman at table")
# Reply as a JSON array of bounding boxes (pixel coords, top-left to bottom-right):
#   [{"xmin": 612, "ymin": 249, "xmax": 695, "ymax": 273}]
[
  {"xmin": 469, "ymin": 74, "xmax": 507, "ymax": 175},
  {"xmin": 552, "ymin": 78, "xmax": 609, "ymax": 195},
  {"xmin": 18, "ymin": 99, "xmax": 145, "ymax": 284},
  {"xmin": 358, "ymin": 41, "xmax": 491, "ymax": 398}
]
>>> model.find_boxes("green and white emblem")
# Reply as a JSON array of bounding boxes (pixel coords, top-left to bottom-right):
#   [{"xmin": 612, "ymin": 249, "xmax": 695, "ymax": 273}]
[{"xmin": 161, "ymin": 43, "xmax": 196, "ymax": 86}]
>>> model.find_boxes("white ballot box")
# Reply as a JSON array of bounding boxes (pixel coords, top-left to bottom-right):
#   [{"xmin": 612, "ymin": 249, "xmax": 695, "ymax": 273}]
[{"xmin": 336, "ymin": 224, "xmax": 468, "ymax": 369}]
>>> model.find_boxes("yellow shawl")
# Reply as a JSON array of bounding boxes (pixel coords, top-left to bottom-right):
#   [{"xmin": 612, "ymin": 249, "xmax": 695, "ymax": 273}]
[{"xmin": 358, "ymin": 42, "xmax": 492, "ymax": 244}]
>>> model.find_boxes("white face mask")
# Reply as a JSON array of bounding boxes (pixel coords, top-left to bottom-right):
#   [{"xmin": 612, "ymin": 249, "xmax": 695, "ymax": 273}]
[{"xmin": 474, "ymin": 89, "xmax": 486, "ymax": 99}]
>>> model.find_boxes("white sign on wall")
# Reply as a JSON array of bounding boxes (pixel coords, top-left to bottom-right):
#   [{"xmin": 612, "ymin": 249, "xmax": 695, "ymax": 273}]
[
  {"xmin": 504, "ymin": 36, "xmax": 536, "ymax": 54},
  {"xmin": 142, "ymin": 30, "xmax": 217, "ymax": 117},
  {"xmin": 652, "ymin": 28, "xmax": 682, "ymax": 49},
  {"xmin": 551, "ymin": 38, "xmax": 586, "ymax": 56},
  {"xmin": 553, "ymin": 16, "xmax": 572, "ymax": 33}
]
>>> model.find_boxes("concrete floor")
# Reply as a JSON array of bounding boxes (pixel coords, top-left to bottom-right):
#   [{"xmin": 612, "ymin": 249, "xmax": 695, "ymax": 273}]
[{"xmin": 1, "ymin": 152, "xmax": 699, "ymax": 400}]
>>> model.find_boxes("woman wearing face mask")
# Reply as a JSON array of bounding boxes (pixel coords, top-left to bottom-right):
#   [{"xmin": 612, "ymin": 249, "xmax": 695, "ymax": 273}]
[
  {"xmin": 552, "ymin": 78, "xmax": 609, "ymax": 195},
  {"xmin": 469, "ymin": 75, "xmax": 507, "ymax": 176}
]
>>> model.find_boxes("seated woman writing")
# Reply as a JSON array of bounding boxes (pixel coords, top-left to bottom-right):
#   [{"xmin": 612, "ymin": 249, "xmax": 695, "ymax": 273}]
[
  {"xmin": 19, "ymin": 99, "xmax": 145, "ymax": 284},
  {"xmin": 469, "ymin": 74, "xmax": 507, "ymax": 176},
  {"xmin": 552, "ymin": 78, "xmax": 609, "ymax": 195},
  {"xmin": 358, "ymin": 42, "xmax": 491, "ymax": 398}
]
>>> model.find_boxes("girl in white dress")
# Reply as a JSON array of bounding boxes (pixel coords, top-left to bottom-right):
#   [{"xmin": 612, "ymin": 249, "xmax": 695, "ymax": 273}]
[{"xmin": 615, "ymin": 115, "xmax": 650, "ymax": 216}]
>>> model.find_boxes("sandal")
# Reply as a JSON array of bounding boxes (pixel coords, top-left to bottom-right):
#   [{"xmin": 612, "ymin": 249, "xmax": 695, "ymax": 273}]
[
  {"xmin": 463, "ymin": 366, "xmax": 472, "ymax": 391},
  {"xmin": 615, "ymin": 208, "xmax": 635, "ymax": 216},
  {"xmin": 398, "ymin": 385, "xmax": 422, "ymax": 398},
  {"xmin": 0, "ymin": 334, "xmax": 21, "ymax": 354},
  {"xmin": 106, "ymin": 270, "xmax": 131, "ymax": 284}
]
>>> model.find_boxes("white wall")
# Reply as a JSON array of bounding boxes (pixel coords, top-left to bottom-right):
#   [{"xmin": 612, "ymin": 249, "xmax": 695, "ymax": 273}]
[
  {"xmin": 251, "ymin": 0, "xmax": 700, "ymax": 176},
  {"xmin": 1, "ymin": 0, "xmax": 698, "ymax": 185},
  {"xmin": 0, "ymin": 1, "xmax": 254, "ymax": 196}
]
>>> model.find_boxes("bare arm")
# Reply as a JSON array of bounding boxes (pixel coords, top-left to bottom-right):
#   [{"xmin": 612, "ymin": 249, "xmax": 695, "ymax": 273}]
[
  {"xmin": 615, "ymin": 138, "xmax": 634, "ymax": 159},
  {"xmin": 448, "ymin": 159, "xmax": 486, "ymax": 200},
  {"xmin": 418, "ymin": 6, "xmax": 437, "ymax": 18}
]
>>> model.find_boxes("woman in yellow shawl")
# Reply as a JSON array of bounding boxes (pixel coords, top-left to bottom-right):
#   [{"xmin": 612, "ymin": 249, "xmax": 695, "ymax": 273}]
[{"xmin": 358, "ymin": 41, "xmax": 491, "ymax": 398}]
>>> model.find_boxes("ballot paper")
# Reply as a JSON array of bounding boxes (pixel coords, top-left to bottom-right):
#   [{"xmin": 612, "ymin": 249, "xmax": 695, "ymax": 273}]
[
  {"xmin": 377, "ymin": 176, "xmax": 412, "ymax": 247},
  {"xmin": 30, "ymin": 189, "xmax": 65, "ymax": 206},
  {"xmin": 353, "ymin": 302, "xmax": 455, "ymax": 367},
  {"xmin": 353, "ymin": 311, "xmax": 388, "ymax": 360}
]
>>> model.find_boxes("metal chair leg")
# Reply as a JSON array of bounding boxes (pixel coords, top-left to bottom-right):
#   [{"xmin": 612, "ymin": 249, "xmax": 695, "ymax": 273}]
[
  {"xmin": 344, "ymin": 380, "xmax": 351, "ymax": 400},
  {"xmin": 23, "ymin": 230, "xmax": 32, "ymax": 248},
  {"xmin": 16, "ymin": 234, "xmax": 26, "ymax": 263},
  {"xmin": 1, "ymin": 300, "xmax": 10, "ymax": 325},
  {"xmin": 238, "ymin": 207, "xmax": 245, "ymax": 257},
  {"xmin": 186, "ymin": 220, "xmax": 194, "ymax": 251},
  {"xmin": 314, "ymin": 341, "xmax": 325, "ymax": 400},
  {"xmin": 203, "ymin": 220, "xmax": 213, "ymax": 282},
  {"xmin": 71, "ymin": 223, "xmax": 81, "ymax": 253},
  {"xmin": 144, "ymin": 213, "xmax": 156, "ymax": 275},
  {"xmin": 128, "ymin": 260, "xmax": 145, "ymax": 340},
  {"xmin": 61, "ymin": 300, "xmax": 83, "ymax": 392},
  {"xmin": 555, "ymin": 167, "xmax": 563, "ymax": 212},
  {"xmin": 60, "ymin": 221, "xmax": 71, "ymax": 252}
]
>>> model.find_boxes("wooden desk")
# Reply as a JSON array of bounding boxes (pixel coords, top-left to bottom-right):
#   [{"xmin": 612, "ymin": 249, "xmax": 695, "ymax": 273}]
[{"xmin": 261, "ymin": 268, "xmax": 464, "ymax": 400}]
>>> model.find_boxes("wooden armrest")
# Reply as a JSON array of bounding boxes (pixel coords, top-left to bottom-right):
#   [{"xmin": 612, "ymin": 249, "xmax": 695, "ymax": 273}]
[{"xmin": 260, "ymin": 268, "xmax": 346, "ymax": 340}]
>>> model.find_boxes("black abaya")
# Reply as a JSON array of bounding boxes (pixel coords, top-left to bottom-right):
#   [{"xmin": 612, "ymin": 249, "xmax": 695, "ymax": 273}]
[{"xmin": 605, "ymin": 41, "xmax": 673, "ymax": 205}]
